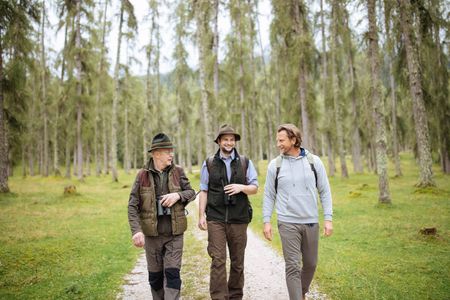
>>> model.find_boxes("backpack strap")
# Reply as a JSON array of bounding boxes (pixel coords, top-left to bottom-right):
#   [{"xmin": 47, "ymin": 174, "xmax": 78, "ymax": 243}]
[
  {"xmin": 206, "ymin": 155, "xmax": 215, "ymax": 174},
  {"xmin": 306, "ymin": 152, "xmax": 318, "ymax": 188},
  {"xmin": 274, "ymin": 155, "xmax": 282, "ymax": 193}
]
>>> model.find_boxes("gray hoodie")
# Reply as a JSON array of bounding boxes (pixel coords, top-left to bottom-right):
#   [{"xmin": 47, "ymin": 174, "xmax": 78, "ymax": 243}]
[{"xmin": 263, "ymin": 149, "xmax": 333, "ymax": 224}]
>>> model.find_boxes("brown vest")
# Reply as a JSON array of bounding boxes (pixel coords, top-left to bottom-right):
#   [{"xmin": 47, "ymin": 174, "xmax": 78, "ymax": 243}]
[{"xmin": 137, "ymin": 165, "xmax": 187, "ymax": 236}]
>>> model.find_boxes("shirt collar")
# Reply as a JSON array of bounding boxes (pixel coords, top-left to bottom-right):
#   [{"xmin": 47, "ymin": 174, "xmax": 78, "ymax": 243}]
[
  {"xmin": 281, "ymin": 148, "xmax": 306, "ymax": 160},
  {"xmin": 219, "ymin": 149, "xmax": 235, "ymax": 161}
]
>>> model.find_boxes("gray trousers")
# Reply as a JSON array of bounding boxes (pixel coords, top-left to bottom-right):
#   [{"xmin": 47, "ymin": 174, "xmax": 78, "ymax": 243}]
[
  {"xmin": 145, "ymin": 234, "xmax": 184, "ymax": 300},
  {"xmin": 278, "ymin": 221, "xmax": 319, "ymax": 300}
]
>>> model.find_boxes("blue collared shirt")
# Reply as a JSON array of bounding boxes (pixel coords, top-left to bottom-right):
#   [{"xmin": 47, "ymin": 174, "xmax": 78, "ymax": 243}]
[{"xmin": 200, "ymin": 150, "xmax": 259, "ymax": 191}]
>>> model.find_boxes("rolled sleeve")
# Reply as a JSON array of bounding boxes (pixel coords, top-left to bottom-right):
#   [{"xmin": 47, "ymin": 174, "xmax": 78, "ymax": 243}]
[
  {"xmin": 246, "ymin": 160, "xmax": 259, "ymax": 186},
  {"xmin": 200, "ymin": 161, "xmax": 209, "ymax": 191}
]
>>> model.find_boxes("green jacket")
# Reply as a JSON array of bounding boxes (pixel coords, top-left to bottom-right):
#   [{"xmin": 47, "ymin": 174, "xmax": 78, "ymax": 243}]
[{"xmin": 128, "ymin": 159, "xmax": 195, "ymax": 236}]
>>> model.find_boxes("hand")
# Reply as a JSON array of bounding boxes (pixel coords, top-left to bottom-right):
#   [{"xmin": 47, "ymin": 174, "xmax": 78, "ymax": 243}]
[
  {"xmin": 263, "ymin": 223, "xmax": 273, "ymax": 241},
  {"xmin": 198, "ymin": 215, "xmax": 208, "ymax": 231},
  {"xmin": 323, "ymin": 220, "xmax": 333, "ymax": 237},
  {"xmin": 132, "ymin": 232, "xmax": 145, "ymax": 248},
  {"xmin": 160, "ymin": 193, "xmax": 181, "ymax": 207},
  {"xmin": 224, "ymin": 184, "xmax": 243, "ymax": 196}
]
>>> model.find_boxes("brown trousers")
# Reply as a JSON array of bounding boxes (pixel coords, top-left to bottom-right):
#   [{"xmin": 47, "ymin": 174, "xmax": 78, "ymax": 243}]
[
  {"xmin": 207, "ymin": 221, "xmax": 248, "ymax": 300},
  {"xmin": 145, "ymin": 234, "xmax": 184, "ymax": 300},
  {"xmin": 278, "ymin": 221, "xmax": 319, "ymax": 300}
]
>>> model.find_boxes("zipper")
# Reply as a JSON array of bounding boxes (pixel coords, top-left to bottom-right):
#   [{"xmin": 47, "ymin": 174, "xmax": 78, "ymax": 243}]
[{"xmin": 225, "ymin": 205, "xmax": 229, "ymax": 223}]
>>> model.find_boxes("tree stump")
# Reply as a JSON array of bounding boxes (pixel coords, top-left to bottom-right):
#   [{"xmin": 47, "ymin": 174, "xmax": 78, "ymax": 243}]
[{"xmin": 64, "ymin": 185, "xmax": 77, "ymax": 195}]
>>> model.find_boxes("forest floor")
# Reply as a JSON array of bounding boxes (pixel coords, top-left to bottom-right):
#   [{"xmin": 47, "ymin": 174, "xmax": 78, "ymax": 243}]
[{"xmin": 118, "ymin": 198, "xmax": 328, "ymax": 300}]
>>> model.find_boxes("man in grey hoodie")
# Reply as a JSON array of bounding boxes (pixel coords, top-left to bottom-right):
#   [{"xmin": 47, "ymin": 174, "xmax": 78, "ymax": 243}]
[{"xmin": 262, "ymin": 123, "xmax": 333, "ymax": 300}]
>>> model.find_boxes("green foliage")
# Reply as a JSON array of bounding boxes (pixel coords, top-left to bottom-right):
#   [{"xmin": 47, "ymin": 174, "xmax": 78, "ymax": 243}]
[{"xmin": 249, "ymin": 153, "xmax": 450, "ymax": 299}]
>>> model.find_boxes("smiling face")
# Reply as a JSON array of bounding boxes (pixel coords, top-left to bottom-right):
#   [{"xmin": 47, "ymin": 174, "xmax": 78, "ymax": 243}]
[
  {"xmin": 217, "ymin": 134, "xmax": 236, "ymax": 156},
  {"xmin": 276, "ymin": 130, "xmax": 298, "ymax": 156}
]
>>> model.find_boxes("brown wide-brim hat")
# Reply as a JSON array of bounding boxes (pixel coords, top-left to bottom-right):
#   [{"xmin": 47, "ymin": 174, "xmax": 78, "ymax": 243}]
[
  {"xmin": 148, "ymin": 133, "xmax": 176, "ymax": 152},
  {"xmin": 214, "ymin": 124, "xmax": 241, "ymax": 144}
]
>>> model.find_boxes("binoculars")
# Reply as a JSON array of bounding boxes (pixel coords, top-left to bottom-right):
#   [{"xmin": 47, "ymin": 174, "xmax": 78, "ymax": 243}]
[
  {"xmin": 156, "ymin": 196, "xmax": 171, "ymax": 216},
  {"xmin": 224, "ymin": 193, "xmax": 236, "ymax": 205},
  {"xmin": 222, "ymin": 179, "xmax": 236, "ymax": 206}
]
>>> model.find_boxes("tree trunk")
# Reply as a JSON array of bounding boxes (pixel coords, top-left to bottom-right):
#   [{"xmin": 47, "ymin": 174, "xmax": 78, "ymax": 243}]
[
  {"xmin": 95, "ymin": 0, "xmax": 108, "ymax": 177},
  {"xmin": 212, "ymin": 0, "xmax": 220, "ymax": 108},
  {"xmin": 368, "ymin": 0, "xmax": 391, "ymax": 203},
  {"xmin": 75, "ymin": 0, "xmax": 83, "ymax": 181},
  {"xmin": 348, "ymin": 52, "xmax": 363, "ymax": 173},
  {"xmin": 389, "ymin": 58, "xmax": 402, "ymax": 176},
  {"xmin": 186, "ymin": 130, "xmax": 192, "ymax": 174},
  {"xmin": 293, "ymin": 0, "xmax": 310, "ymax": 149},
  {"xmin": 195, "ymin": 4, "xmax": 214, "ymax": 156},
  {"xmin": 144, "ymin": 10, "xmax": 155, "ymax": 161},
  {"xmin": 73, "ymin": 146, "xmax": 77, "ymax": 177},
  {"xmin": 124, "ymin": 97, "xmax": 130, "ymax": 174},
  {"xmin": 65, "ymin": 139, "xmax": 71, "ymax": 178},
  {"xmin": 398, "ymin": 0, "xmax": 434, "ymax": 186},
  {"xmin": 41, "ymin": 0, "xmax": 49, "ymax": 177},
  {"xmin": 326, "ymin": 132, "xmax": 336, "ymax": 176},
  {"xmin": 85, "ymin": 147, "xmax": 91, "ymax": 176},
  {"xmin": 331, "ymin": 2, "xmax": 348, "ymax": 178},
  {"xmin": 111, "ymin": 3, "xmax": 124, "ymax": 182},
  {"xmin": 102, "ymin": 106, "xmax": 108, "ymax": 175},
  {"xmin": 0, "ymin": 30, "xmax": 9, "ymax": 192}
]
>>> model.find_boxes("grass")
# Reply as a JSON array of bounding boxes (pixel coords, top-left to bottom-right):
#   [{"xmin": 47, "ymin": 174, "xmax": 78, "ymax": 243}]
[
  {"xmin": 0, "ymin": 172, "xmax": 141, "ymax": 299},
  {"xmin": 1, "ymin": 153, "xmax": 449, "ymax": 299},
  {"xmin": 248, "ymin": 153, "xmax": 450, "ymax": 300}
]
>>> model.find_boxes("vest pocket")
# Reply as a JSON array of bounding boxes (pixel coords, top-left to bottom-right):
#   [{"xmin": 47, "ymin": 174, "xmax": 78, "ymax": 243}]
[
  {"xmin": 171, "ymin": 204, "xmax": 187, "ymax": 235},
  {"xmin": 140, "ymin": 213, "xmax": 157, "ymax": 236}
]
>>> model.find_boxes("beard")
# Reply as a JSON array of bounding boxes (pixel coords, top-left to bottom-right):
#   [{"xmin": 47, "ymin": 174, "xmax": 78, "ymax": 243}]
[{"xmin": 220, "ymin": 147, "xmax": 234, "ymax": 155}]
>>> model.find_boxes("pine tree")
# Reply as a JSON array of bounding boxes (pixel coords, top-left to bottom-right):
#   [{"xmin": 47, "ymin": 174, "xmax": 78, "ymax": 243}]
[{"xmin": 367, "ymin": 0, "xmax": 391, "ymax": 203}]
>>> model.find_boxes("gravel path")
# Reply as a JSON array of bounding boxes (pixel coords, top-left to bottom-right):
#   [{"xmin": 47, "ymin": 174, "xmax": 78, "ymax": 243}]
[{"xmin": 118, "ymin": 199, "xmax": 328, "ymax": 300}]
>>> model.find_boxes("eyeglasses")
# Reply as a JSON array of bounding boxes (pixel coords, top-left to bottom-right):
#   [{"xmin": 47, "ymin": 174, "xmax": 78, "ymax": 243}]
[{"xmin": 159, "ymin": 149, "xmax": 174, "ymax": 156}]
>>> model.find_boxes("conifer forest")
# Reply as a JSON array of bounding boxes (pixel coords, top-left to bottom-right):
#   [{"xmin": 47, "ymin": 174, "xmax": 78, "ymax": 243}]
[{"xmin": 0, "ymin": 0, "xmax": 448, "ymax": 202}]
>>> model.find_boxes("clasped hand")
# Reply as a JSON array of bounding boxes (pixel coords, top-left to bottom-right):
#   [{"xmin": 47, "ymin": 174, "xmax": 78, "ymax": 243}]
[
  {"xmin": 223, "ymin": 184, "xmax": 243, "ymax": 195},
  {"xmin": 159, "ymin": 193, "xmax": 180, "ymax": 207}
]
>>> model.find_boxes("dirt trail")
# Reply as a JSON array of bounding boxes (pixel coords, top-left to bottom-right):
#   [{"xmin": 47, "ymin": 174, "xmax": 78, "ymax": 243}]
[{"xmin": 118, "ymin": 199, "xmax": 328, "ymax": 300}]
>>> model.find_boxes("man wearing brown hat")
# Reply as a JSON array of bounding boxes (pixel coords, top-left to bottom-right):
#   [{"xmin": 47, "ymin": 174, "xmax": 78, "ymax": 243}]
[
  {"xmin": 198, "ymin": 124, "xmax": 259, "ymax": 300},
  {"xmin": 128, "ymin": 133, "xmax": 195, "ymax": 300}
]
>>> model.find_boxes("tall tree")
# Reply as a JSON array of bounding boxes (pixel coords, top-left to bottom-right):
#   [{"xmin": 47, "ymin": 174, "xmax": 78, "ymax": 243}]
[
  {"xmin": 367, "ymin": 0, "xmax": 391, "ymax": 203},
  {"xmin": 398, "ymin": 0, "xmax": 434, "ymax": 187},
  {"xmin": 111, "ymin": 0, "xmax": 136, "ymax": 182},
  {"xmin": 319, "ymin": 0, "xmax": 336, "ymax": 176},
  {"xmin": 74, "ymin": 0, "xmax": 84, "ymax": 181},
  {"xmin": 0, "ymin": 1, "xmax": 39, "ymax": 191},
  {"xmin": 40, "ymin": 0, "xmax": 49, "ymax": 176},
  {"xmin": 194, "ymin": 0, "xmax": 214, "ymax": 155},
  {"xmin": 0, "ymin": 29, "xmax": 8, "ymax": 192},
  {"xmin": 383, "ymin": 0, "xmax": 402, "ymax": 177},
  {"xmin": 330, "ymin": 0, "xmax": 349, "ymax": 178},
  {"xmin": 94, "ymin": 0, "xmax": 109, "ymax": 176}
]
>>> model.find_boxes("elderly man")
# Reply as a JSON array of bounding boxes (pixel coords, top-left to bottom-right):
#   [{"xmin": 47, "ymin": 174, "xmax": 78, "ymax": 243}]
[
  {"xmin": 128, "ymin": 133, "xmax": 195, "ymax": 300},
  {"xmin": 198, "ymin": 124, "xmax": 259, "ymax": 300}
]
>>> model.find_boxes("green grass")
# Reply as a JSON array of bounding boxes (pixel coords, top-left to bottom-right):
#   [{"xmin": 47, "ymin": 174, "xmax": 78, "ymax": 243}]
[
  {"xmin": 249, "ymin": 153, "xmax": 450, "ymax": 300},
  {"xmin": 0, "ymin": 172, "xmax": 141, "ymax": 299},
  {"xmin": 1, "ymin": 153, "xmax": 449, "ymax": 299}
]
